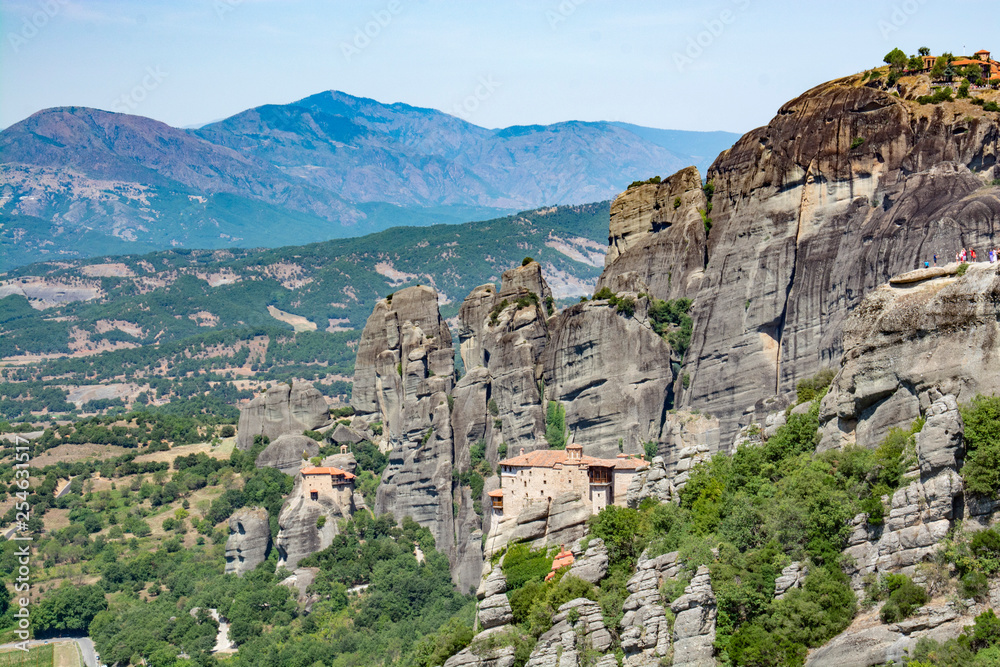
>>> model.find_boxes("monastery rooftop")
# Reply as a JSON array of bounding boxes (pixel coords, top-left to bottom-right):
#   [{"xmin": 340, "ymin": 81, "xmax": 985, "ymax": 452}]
[
  {"xmin": 498, "ymin": 447, "xmax": 648, "ymax": 470},
  {"xmin": 300, "ymin": 466, "xmax": 356, "ymax": 479}
]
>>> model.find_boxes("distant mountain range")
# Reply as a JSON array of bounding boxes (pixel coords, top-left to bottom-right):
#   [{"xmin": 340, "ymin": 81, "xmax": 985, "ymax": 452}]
[{"xmin": 0, "ymin": 91, "xmax": 740, "ymax": 271}]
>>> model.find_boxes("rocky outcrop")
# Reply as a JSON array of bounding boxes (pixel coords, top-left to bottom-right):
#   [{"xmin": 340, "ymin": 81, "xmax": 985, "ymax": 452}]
[
  {"xmin": 255, "ymin": 434, "xmax": 318, "ymax": 476},
  {"xmin": 661, "ymin": 411, "xmax": 720, "ymax": 484},
  {"xmin": 598, "ymin": 166, "xmax": 709, "ymax": 301},
  {"xmin": 841, "ymin": 395, "xmax": 965, "ymax": 591},
  {"xmin": 352, "ymin": 285, "xmax": 486, "ymax": 590},
  {"xmin": 236, "ymin": 381, "xmax": 329, "ymax": 450},
  {"xmin": 446, "ymin": 566, "xmax": 518, "ymax": 667},
  {"xmin": 567, "ymin": 538, "xmax": 609, "ymax": 585},
  {"xmin": 484, "ymin": 493, "xmax": 591, "ymax": 559},
  {"xmin": 542, "ymin": 297, "xmax": 674, "ymax": 458},
  {"xmin": 525, "ymin": 598, "xmax": 614, "ymax": 667},
  {"xmin": 594, "ymin": 74, "xmax": 1000, "ymax": 441},
  {"xmin": 626, "ymin": 456, "xmax": 674, "ymax": 508},
  {"xmin": 807, "ymin": 601, "xmax": 975, "ymax": 667},
  {"xmin": 224, "ymin": 507, "xmax": 270, "ymax": 576},
  {"xmin": 620, "ymin": 550, "xmax": 684, "ymax": 667},
  {"xmin": 670, "ymin": 565, "xmax": 717, "ymax": 667},
  {"xmin": 774, "ymin": 562, "xmax": 807, "ymax": 600},
  {"xmin": 275, "ymin": 473, "xmax": 354, "ymax": 570},
  {"xmin": 820, "ymin": 264, "xmax": 1000, "ymax": 450}
]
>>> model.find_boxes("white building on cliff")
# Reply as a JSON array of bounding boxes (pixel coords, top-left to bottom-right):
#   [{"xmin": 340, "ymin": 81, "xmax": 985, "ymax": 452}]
[{"xmin": 492, "ymin": 442, "xmax": 646, "ymax": 517}]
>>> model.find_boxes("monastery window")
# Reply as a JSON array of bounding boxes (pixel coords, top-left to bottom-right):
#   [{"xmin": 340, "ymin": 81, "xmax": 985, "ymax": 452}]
[{"xmin": 310, "ymin": 491, "xmax": 318, "ymax": 501}]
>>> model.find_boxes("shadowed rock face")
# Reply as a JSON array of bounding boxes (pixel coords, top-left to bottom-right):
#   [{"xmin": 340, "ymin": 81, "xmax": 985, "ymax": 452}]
[
  {"xmin": 236, "ymin": 381, "xmax": 329, "ymax": 451},
  {"xmin": 598, "ymin": 76, "xmax": 1000, "ymax": 443},
  {"xmin": 276, "ymin": 473, "xmax": 354, "ymax": 570},
  {"xmin": 224, "ymin": 507, "xmax": 271, "ymax": 576},
  {"xmin": 541, "ymin": 298, "xmax": 674, "ymax": 458},
  {"xmin": 351, "ymin": 285, "xmax": 486, "ymax": 590}
]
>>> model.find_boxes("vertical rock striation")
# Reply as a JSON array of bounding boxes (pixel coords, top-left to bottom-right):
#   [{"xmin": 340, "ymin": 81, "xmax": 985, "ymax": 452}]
[
  {"xmin": 236, "ymin": 381, "xmax": 330, "ymax": 450},
  {"xmin": 224, "ymin": 507, "xmax": 271, "ymax": 576}
]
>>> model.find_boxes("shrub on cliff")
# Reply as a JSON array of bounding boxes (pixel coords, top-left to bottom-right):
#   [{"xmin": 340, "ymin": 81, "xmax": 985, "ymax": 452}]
[{"xmin": 960, "ymin": 395, "xmax": 1000, "ymax": 497}]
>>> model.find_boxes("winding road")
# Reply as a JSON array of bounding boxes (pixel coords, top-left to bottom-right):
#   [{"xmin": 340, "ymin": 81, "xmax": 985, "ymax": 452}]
[{"xmin": 0, "ymin": 636, "xmax": 98, "ymax": 666}]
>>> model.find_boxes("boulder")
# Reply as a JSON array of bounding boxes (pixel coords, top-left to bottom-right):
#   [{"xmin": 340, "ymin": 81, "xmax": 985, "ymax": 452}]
[
  {"xmin": 568, "ymin": 538, "xmax": 609, "ymax": 584},
  {"xmin": 525, "ymin": 598, "xmax": 614, "ymax": 667},
  {"xmin": 236, "ymin": 381, "xmax": 329, "ymax": 451},
  {"xmin": 224, "ymin": 507, "xmax": 270, "ymax": 576},
  {"xmin": 478, "ymin": 594, "xmax": 513, "ymax": 630},
  {"xmin": 916, "ymin": 395, "xmax": 964, "ymax": 476},
  {"xmin": 255, "ymin": 434, "xmax": 318, "ymax": 476},
  {"xmin": 329, "ymin": 423, "xmax": 365, "ymax": 446},
  {"xmin": 626, "ymin": 456, "xmax": 674, "ymax": 508},
  {"xmin": 670, "ymin": 566, "xmax": 717, "ymax": 667}
]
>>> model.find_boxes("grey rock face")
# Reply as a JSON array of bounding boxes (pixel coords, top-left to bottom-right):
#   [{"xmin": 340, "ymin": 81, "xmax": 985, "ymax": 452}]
[
  {"xmin": 609, "ymin": 78, "xmax": 1000, "ymax": 442},
  {"xmin": 626, "ymin": 456, "xmax": 674, "ymax": 509},
  {"xmin": 526, "ymin": 598, "xmax": 614, "ymax": 667},
  {"xmin": 485, "ymin": 493, "xmax": 590, "ymax": 560},
  {"xmin": 542, "ymin": 298, "xmax": 674, "ymax": 458},
  {"xmin": 916, "ymin": 395, "xmax": 964, "ymax": 477},
  {"xmin": 352, "ymin": 285, "xmax": 487, "ymax": 592},
  {"xmin": 478, "ymin": 594, "xmax": 513, "ymax": 630},
  {"xmin": 276, "ymin": 473, "xmax": 354, "ymax": 570},
  {"xmin": 568, "ymin": 537, "xmax": 609, "ymax": 585},
  {"xmin": 224, "ymin": 507, "xmax": 270, "ymax": 576},
  {"xmin": 670, "ymin": 566, "xmax": 717, "ymax": 667},
  {"xmin": 597, "ymin": 166, "xmax": 709, "ymax": 301},
  {"xmin": 620, "ymin": 550, "xmax": 683, "ymax": 667},
  {"xmin": 818, "ymin": 262, "xmax": 1000, "ymax": 451},
  {"xmin": 807, "ymin": 601, "xmax": 974, "ymax": 667},
  {"xmin": 236, "ymin": 381, "xmax": 329, "ymax": 451},
  {"xmin": 329, "ymin": 423, "xmax": 365, "ymax": 446},
  {"xmin": 661, "ymin": 412, "xmax": 720, "ymax": 486},
  {"xmin": 841, "ymin": 395, "xmax": 965, "ymax": 590},
  {"xmin": 774, "ymin": 562, "xmax": 807, "ymax": 600},
  {"xmin": 255, "ymin": 434, "xmax": 319, "ymax": 476}
]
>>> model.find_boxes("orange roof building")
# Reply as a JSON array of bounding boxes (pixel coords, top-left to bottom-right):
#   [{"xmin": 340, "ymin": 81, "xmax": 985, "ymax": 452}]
[
  {"xmin": 545, "ymin": 546, "xmax": 576, "ymax": 581},
  {"xmin": 301, "ymin": 465, "xmax": 356, "ymax": 506},
  {"xmin": 493, "ymin": 442, "xmax": 648, "ymax": 518}
]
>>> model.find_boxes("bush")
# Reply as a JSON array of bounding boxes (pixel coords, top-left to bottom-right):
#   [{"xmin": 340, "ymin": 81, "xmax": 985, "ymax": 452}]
[
  {"xmin": 627, "ymin": 176, "xmax": 661, "ymax": 189},
  {"xmin": 961, "ymin": 395, "xmax": 1000, "ymax": 497},
  {"xmin": 879, "ymin": 574, "xmax": 928, "ymax": 623},
  {"xmin": 795, "ymin": 368, "xmax": 836, "ymax": 404},
  {"xmin": 850, "ymin": 137, "xmax": 865, "ymax": 149},
  {"xmin": 521, "ymin": 257, "xmax": 534, "ymax": 266}
]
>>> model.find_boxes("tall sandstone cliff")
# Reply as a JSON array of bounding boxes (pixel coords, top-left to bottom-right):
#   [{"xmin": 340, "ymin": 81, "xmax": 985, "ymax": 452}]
[{"xmin": 599, "ymin": 75, "xmax": 1000, "ymax": 443}]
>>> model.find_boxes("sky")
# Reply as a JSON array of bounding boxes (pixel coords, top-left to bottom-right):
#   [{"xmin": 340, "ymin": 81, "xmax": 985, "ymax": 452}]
[{"xmin": 0, "ymin": 0, "xmax": 995, "ymax": 134}]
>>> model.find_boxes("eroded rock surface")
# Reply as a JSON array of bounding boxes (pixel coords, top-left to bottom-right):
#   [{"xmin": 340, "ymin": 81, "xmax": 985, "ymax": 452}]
[
  {"xmin": 276, "ymin": 472, "xmax": 354, "ymax": 570},
  {"xmin": 525, "ymin": 598, "xmax": 614, "ymax": 667},
  {"xmin": 595, "ymin": 76, "xmax": 1000, "ymax": 442},
  {"xmin": 626, "ymin": 456, "xmax": 674, "ymax": 508},
  {"xmin": 224, "ymin": 507, "xmax": 270, "ymax": 576},
  {"xmin": 820, "ymin": 265, "xmax": 1000, "ymax": 450},
  {"xmin": 236, "ymin": 381, "xmax": 329, "ymax": 450},
  {"xmin": 670, "ymin": 566, "xmax": 717, "ymax": 667},
  {"xmin": 620, "ymin": 550, "xmax": 684, "ymax": 667},
  {"xmin": 255, "ymin": 434, "xmax": 318, "ymax": 476},
  {"xmin": 841, "ymin": 395, "xmax": 965, "ymax": 590},
  {"xmin": 598, "ymin": 166, "xmax": 709, "ymax": 301}
]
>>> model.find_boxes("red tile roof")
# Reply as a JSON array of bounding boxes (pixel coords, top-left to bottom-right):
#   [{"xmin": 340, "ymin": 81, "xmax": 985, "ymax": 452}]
[
  {"xmin": 301, "ymin": 466, "xmax": 356, "ymax": 479},
  {"xmin": 499, "ymin": 448, "xmax": 648, "ymax": 471},
  {"xmin": 487, "ymin": 489, "xmax": 504, "ymax": 497}
]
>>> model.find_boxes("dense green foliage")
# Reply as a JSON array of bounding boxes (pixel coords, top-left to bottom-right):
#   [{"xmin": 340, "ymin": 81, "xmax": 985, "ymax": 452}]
[
  {"xmin": 544, "ymin": 401, "xmax": 567, "ymax": 449},
  {"xmin": 961, "ymin": 395, "xmax": 1000, "ymax": 497},
  {"xmin": 648, "ymin": 297, "xmax": 693, "ymax": 358}
]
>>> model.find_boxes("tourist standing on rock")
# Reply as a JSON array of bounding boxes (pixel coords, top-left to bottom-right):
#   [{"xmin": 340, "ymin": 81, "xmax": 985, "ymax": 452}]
[
  {"xmin": 971, "ymin": 248, "xmax": 977, "ymax": 262},
  {"xmin": 933, "ymin": 254, "xmax": 938, "ymax": 266}
]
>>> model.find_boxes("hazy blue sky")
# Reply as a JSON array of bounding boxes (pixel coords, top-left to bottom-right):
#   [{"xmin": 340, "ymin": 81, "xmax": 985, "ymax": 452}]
[{"xmin": 0, "ymin": 0, "xmax": 993, "ymax": 133}]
